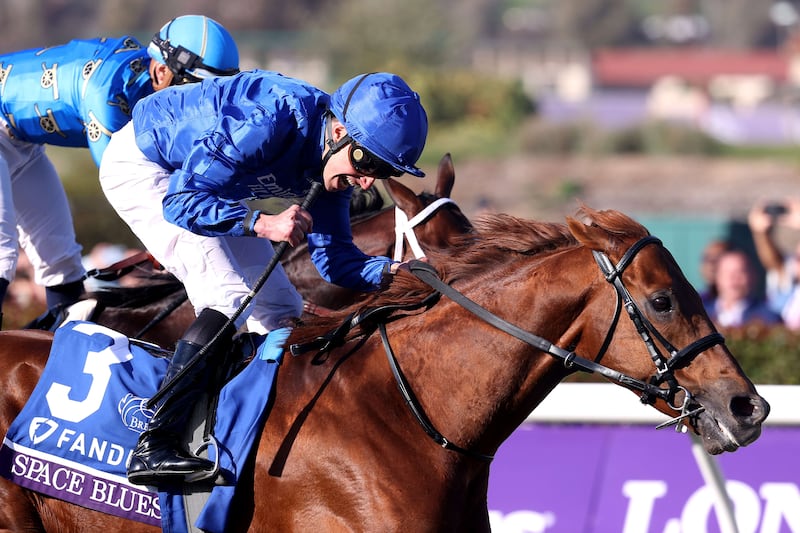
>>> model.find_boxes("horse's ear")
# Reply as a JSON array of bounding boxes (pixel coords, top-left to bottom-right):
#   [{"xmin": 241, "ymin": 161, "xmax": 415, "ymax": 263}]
[
  {"xmin": 434, "ymin": 153, "xmax": 455, "ymax": 198},
  {"xmin": 566, "ymin": 214, "xmax": 608, "ymax": 251},
  {"xmin": 383, "ymin": 177, "xmax": 422, "ymax": 215}
]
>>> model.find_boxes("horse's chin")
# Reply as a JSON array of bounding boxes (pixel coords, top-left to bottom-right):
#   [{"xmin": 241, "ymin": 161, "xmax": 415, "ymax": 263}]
[{"xmin": 692, "ymin": 412, "xmax": 763, "ymax": 455}]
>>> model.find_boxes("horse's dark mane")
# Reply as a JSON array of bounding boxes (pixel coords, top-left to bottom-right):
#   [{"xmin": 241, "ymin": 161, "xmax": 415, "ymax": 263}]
[
  {"xmin": 83, "ymin": 273, "xmax": 186, "ymax": 309},
  {"xmin": 349, "ymin": 186, "xmax": 385, "ymax": 219}
]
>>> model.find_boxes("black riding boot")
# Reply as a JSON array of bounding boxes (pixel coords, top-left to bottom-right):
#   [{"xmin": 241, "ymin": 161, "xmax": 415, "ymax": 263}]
[{"xmin": 127, "ymin": 308, "xmax": 235, "ymax": 486}]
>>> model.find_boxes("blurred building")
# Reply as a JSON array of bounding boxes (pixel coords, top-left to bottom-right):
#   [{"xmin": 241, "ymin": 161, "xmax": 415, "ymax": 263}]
[{"xmin": 474, "ymin": 33, "xmax": 800, "ymax": 145}]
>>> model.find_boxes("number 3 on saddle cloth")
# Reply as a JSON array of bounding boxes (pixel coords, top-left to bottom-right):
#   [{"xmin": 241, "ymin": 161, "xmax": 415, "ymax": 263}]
[{"xmin": 0, "ymin": 320, "xmax": 287, "ymax": 533}]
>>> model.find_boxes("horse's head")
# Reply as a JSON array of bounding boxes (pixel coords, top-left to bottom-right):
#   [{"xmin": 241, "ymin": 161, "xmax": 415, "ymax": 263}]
[
  {"xmin": 382, "ymin": 153, "xmax": 473, "ymax": 261},
  {"xmin": 566, "ymin": 206, "xmax": 769, "ymax": 454}
]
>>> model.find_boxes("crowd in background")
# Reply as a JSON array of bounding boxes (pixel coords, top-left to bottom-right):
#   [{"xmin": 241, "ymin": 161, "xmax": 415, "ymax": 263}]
[
  {"xmin": 700, "ymin": 199, "xmax": 800, "ymax": 330},
  {"xmin": 3, "ymin": 242, "xmax": 143, "ymax": 330}
]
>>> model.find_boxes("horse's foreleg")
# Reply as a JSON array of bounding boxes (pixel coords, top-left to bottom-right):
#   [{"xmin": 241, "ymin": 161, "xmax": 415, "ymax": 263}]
[{"xmin": 0, "ymin": 479, "xmax": 46, "ymax": 532}]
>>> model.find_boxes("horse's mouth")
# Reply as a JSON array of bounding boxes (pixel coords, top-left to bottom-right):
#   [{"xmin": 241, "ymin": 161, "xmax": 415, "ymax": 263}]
[{"xmin": 690, "ymin": 397, "xmax": 766, "ymax": 455}]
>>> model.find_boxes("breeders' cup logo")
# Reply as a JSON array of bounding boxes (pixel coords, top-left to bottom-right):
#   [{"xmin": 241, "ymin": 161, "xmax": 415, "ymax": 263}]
[
  {"xmin": 28, "ymin": 417, "xmax": 58, "ymax": 445},
  {"xmin": 118, "ymin": 393, "xmax": 153, "ymax": 434}
]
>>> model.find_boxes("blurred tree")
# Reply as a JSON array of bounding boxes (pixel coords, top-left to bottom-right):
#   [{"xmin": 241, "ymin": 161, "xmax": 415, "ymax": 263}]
[
  {"xmin": 550, "ymin": 0, "xmax": 641, "ymax": 48},
  {"xmin": 701, "ymin": 0, "xmax": 775, "ymax": 48},
  {"xmin": 312, "ymin": 0, "xmax": 494, "ymax": 77},
  {"xmin": 0, "ymin": 0, "xmax": 786, "ymax": 54},
  {"xmin": 0, "ymin": 0, "xmax": 48, "ymax": 51}
]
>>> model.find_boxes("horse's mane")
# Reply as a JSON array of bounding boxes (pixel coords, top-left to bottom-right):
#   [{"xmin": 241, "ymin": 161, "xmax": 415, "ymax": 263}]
[
  {"xmin": 83, "ymin": 272, "xmax": 186, "ymax": 308},
  {"xmin": 293, "ymin": 206, "xmax": 649, "ymax": 343}
]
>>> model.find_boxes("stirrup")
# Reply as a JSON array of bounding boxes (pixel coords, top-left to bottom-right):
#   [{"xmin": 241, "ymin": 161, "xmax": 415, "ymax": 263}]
[{"xmin": 184, "ymin": 434, "xmax": 222, "ymax": 484}]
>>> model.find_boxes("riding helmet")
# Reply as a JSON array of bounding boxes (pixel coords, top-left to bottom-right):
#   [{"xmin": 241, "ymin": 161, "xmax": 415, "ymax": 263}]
[
  {"xmin": 329, "ymin": 72, "xmax": 428, "ymax": 178},
  {"xmin": 148, "ymin": 15, "xmax": 240, "ymax": 82}
]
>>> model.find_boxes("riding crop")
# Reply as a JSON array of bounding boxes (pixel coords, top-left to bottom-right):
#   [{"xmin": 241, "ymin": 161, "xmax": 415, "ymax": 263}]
[{"xmin": 146, "ymin": 181, "xmax": 324, "ymax": 408}]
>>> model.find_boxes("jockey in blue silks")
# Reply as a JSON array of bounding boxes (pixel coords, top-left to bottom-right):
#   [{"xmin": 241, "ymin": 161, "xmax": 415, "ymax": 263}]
[
  {"xmin": 0, "ymin": 15, "xmax": 239, "ymax": 328},
  {"xmin": 99, "ymin": 70, "xmax": 428, "ymax": 486}
]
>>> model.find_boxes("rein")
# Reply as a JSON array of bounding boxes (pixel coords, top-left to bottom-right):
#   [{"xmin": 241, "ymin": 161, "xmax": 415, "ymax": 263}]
[
  {"xmin": 407, "ymin": 260, "xmax": 681, "ymax": 403},
  {"xmin": 398, "ymin": 237, "xmax": 722, "ymax": 459},
  {"xmin": 293, "ymin": 235, "xmax": 725, "ymax": 461}
]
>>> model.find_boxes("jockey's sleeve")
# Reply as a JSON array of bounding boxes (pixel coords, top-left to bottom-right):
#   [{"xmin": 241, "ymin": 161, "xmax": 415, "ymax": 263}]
[{"xmin": 308, "ymin": 189, "xmax": 390, "ymax": 291}]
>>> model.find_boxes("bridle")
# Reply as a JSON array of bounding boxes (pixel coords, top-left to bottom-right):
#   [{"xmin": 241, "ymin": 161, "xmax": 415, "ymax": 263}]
[
  {"xmin": 390, "ymin": 235, "xmax": 723, "ymax": 461},
  {"xmin": 590, "ymin": 236, "xmax": 723, "ymax": 408},
  {"xmin": 392, "ymin": 197, "xmax": 456, "ymax": 261},
  {"xmin": 290, "ymin": 234, "xmax": 725, "ymax": 461}
]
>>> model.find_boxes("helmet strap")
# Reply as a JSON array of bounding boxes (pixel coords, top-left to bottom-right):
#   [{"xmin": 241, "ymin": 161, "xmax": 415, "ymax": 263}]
[{"xmin": 321, "ymin": 114, "xmax": 352, "ymax": 172}]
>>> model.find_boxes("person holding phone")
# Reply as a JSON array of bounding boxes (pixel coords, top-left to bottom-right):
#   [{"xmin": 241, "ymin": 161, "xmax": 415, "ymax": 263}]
[{"xmin": 748, "ymin": 199, "xmax": 800, "ymax": 328}]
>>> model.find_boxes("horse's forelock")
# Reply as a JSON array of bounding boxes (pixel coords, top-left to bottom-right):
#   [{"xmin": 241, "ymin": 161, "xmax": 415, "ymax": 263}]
[{"xmin": 568, "ymin": 205, "xmax": 650, "ymax": 254}]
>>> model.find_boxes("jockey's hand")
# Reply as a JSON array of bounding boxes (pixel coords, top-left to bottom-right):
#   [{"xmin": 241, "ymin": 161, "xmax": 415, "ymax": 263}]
[
  {"xmin": 390, "ymin": 256, "xmax": 428, "ymax": 274},
  {"xmin": 252, "ymin": 205, "xmax": 313, "ymax": 246}
]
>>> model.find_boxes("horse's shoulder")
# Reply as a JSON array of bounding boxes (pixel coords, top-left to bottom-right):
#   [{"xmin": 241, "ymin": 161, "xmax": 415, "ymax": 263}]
[
  {"xmin": 0, "ymin": 329, "xmax": 54, "ymax": 345},
  {"xmin": 0, "ymin": 330, "xmax": 51, "ymax": 365}
]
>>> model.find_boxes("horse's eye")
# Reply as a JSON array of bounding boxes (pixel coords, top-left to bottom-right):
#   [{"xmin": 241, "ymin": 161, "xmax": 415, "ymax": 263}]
[{"xmin": 651, "ymin": 295, "xmax": 672, "ymax": 313}]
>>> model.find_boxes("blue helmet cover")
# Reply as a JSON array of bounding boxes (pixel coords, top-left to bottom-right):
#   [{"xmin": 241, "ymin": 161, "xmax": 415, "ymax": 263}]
[
  {"xmin": 148, "ymin": 15, "xmax": 239, "ymax": 78},
  {"xmin": 330, "ymin": 72, "xmax": 428, "ymax": 177}
]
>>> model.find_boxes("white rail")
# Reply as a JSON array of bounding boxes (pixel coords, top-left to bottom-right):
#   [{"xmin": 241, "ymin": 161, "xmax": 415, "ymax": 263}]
[{"xmin": 525, "ymin": 383, "xmax": 794, "ymax": 425}]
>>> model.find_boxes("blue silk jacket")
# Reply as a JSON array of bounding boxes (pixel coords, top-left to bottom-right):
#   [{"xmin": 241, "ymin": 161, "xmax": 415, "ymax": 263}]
[
  {"xmin": 131, "ymin": 70, "xmax": 390, "ymax": 291},
  {"xmin": 0, "ymin": 36, "xmax": 153, "ymax": 166}
]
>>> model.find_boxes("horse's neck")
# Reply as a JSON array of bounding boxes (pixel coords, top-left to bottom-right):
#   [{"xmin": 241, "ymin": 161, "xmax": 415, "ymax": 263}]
[{"xmin": 386, "ymin": 252, "xmax": 586, "ymax": 454}]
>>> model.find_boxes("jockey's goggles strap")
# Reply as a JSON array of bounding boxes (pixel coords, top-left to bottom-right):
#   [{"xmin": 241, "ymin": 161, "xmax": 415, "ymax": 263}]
[
  {"xmin": 321, "ymin": 115, "xmax": 353, "ymax": 173},
  {"xmin": 151, "ymin": 33, "xmax": 239, "ymax": 80}
]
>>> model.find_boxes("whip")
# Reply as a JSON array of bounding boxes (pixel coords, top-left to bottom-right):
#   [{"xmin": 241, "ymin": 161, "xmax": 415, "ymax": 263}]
[{"xmin": 147, "ymin": 181, "xmax": 324, "ymax": 407}]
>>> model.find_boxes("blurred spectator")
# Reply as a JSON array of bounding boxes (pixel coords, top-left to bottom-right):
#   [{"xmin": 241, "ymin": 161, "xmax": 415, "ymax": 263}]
[
  {"xmin": 475, "ymin": 196, "xmax": 497, "ymax": 218},
  {"xmin": 698, "ymin": 239, "xmax": 732, "ymax": 309},
  {"xmin": 747, "ymin": 199, "xmax": 800, "ymax": 329},
  {"xmin": 3, "ymin": 249, "xmax": 47, "ymax": 328},
  {"xmin": 704, "ymin": 249, "xmax": 781, "ymax": 328}
]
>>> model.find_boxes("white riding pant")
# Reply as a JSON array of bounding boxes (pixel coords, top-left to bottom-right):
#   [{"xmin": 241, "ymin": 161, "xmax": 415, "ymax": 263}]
[
  {"xmin": 0, "ymin": 124, "xmax": 85, "ymax": 285},
  {"xmin": 99, "ymin": 122, "xmax": 303, "ymax": 334}
]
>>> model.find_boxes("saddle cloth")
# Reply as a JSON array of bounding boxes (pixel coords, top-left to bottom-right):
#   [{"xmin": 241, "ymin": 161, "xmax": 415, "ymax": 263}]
[{"xmin": 0, "ymin": 320, "xmax": 283, "ymax": 532}]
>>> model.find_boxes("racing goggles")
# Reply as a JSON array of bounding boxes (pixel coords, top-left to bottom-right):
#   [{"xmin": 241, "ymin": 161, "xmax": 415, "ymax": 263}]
[
  {"xmin": 150, "ymin": 34, "xmax": 239, "ymax": 82},
  {"xmin": 349, "ymin": 142, "xmax": 402, "ymax": 179}
]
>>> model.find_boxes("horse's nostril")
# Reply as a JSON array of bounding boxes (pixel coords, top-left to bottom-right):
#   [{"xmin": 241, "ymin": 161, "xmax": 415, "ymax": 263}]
[{"xmin": 731, "ymin": 395, "xmax": 770, "ymax": 422}]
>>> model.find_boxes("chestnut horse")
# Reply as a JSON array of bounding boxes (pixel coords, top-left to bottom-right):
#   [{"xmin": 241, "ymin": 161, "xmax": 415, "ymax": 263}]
[
  {"xmin": 0, "ymin": 206, "xmax": 768, "ymax": 532},
  {"xmin": 86, "ymin": 153, "xmax": 471, "ymax": 346}
]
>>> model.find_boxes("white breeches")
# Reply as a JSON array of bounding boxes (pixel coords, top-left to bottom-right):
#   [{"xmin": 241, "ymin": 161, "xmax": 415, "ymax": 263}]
[
  {"xmin": 0, "ymin": 126, "xmax": 85, "ymax": 285},
  {"xmin": 98, "ymin": 122, "xmax": 303, "ymax": 334}
]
